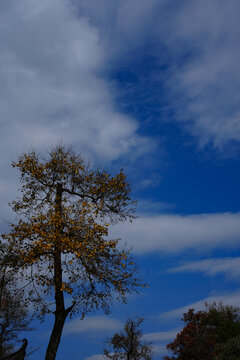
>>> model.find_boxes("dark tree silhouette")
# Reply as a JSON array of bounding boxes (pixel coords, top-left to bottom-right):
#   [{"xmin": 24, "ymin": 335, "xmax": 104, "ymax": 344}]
[
  {"xmin": 215, "ymin": 334, "xmax": 240, "ymax": 360},
  {"xmin": 104, "ymin": 317, "xmax": 152, "ymax": 360},
  {"xmin": 163, "ymin": 303, "xmax": 240, "ymax": 360},
  {"xmin": 2, "ymin": 339, "xmax": 28, "ymax": 360},
  {"xmin": 0, "ymin": 244, "xmax": 31, "ymax": 358}
]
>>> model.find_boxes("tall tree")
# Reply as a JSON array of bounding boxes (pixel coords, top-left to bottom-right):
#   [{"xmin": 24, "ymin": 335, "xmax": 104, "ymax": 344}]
[
  {"xmin": 0, "ymin": 243, "xmax": 31, "ymax": 358},
  {"xmin": 163, "ymin": 303, "xmax": 240, "ymax": 360},
  {"xmin": 3, "ymin": 145, "xmax": 142, "ymax": 360},
  {"xmin": 103, "ymin": 317, "xmax": 152, "ymax": 360}
]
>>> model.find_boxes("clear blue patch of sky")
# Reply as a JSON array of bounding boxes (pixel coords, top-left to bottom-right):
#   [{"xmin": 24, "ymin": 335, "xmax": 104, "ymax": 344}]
[{"xmin": 107, "ymin": 47, "xmax": 240, "ymax": 215}]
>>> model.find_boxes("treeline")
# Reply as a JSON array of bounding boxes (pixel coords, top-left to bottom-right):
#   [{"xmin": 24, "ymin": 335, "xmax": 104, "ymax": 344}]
[
  {"xmin": 163, "ymin": 302, "xmax": 240, "ymax": 360},
  {"xmin": 104, "ymin": 305, "xmax": 240, "ymax": 360}
]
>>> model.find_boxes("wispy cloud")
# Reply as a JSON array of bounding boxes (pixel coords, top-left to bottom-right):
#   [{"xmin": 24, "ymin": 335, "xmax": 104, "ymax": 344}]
[
  {"xmin": 112, "ymin": 212, "xmax": 240, "ymax": 254},
  {"xmin": 144, "ymin": 328, "xmax": 180, "ymax": 343},
  {"xmin": 64, "ymin": 316, "xmax": 122, "ymax": 335},
  {"xmin": 85, "ymin": 354, "xmax": 105, "ymax": 360},
  {"xmin": 159, "ymin": 290, "xmax": 240, "ymax": 320},
  {"xmin": 168, "ymin": 257, "xmax": 240, "ymax": 279},
  {"xmin": 163, "ymin": 0, "xmax": 240, "ymax": 152},
  {"xmin": 79, "ymin": 0, "xmax": 240, "ymax": 153},
  {"xmin": 136, "ymin": 199, "xmax": 175, "ymax": 215}
]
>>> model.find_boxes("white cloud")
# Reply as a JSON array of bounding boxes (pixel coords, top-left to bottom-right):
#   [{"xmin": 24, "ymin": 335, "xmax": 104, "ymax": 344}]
[
  {"xmin": 64, "ymin": 316, "xmax": 122, "ymax": 335},
  {"xmin": 136, "ymin": 199, "xmax": 175, "ymax": 215},
  {"xmin": 144, "ymin": 328, "xmax": 180, "ymax": 343},
  {"xmin": 168, "ymin": 257, "xmax": 240, "ymax": 279},
  {"xmin": 167, "ymin": 0, "xmax": 240, "ymax": 151},
  {"xmin": 78, "ymin": 0, "xmax": 240, "ymax": 152},
  {"xmin": 2, "ymin": 0, "xmax": 239, "ymax": 213},
  {"xmin": 159, "ymin": 290, "xmax": 240, "ymax": 320},
  {"xmin": 0, "ymin": 0, "xmax": 158, "ymax": 228},
  {"xmin": 112, "ymin": 212, "xmax": 240, "ymax": 254},
  {"xmin": 76, "ymin": 0, "xmax": 164, "ymax": 57},
  {"xmin": 0, "ymin": 0, "xmax": 148, "ymax": 163},
  {"xmin": 85, "ymin": 354, "xmax": 105, "ymax": 360}
]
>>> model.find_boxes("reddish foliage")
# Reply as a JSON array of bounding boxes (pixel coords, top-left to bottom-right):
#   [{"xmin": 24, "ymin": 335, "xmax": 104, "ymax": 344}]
[{"xmin": 163, "ymin": 304, "xmax": 240, "ymax": 360}]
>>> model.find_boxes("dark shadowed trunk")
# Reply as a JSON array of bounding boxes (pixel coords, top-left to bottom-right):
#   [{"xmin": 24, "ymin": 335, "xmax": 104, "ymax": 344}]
[
  {"xmin": 44, "ymin": 310, "xmax": 67, "ymax": 360},
  {"xmin": 45, "ymin": 183, "xmax": 66, "ymax": 360}
]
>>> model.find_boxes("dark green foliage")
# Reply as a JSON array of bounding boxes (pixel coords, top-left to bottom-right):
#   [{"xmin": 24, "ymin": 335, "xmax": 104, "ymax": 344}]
[{"xmin": 215, "ymin": 335, "xmax": 240, "ymax": 360}]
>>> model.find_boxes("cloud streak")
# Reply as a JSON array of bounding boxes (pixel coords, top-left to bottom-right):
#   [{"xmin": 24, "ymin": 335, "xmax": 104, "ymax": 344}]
[
  {"xmin": 143, "ymin": 328, "xmax": 180, "ymax": 343},
  {"xmin": 112, "ymin": 212, "xmax": 240, "ymax": 254},
  {"xmin": 168, "ymin": 257, "xmax": 240, "ymax": 279},
  {"xmin": 85, "ymin": 355, "xmax": 104, "ymax": 360},
  {"xmin": 64, "ymin": 316, "xmax": 122, "ymax": 335},
  {"xmin": 159, "ymin": 290, "xmax": 240, "ymax": 320}
]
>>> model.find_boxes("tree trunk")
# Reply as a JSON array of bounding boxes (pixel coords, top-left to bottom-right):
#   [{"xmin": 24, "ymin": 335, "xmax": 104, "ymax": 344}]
[
  {"xmin": 45, "ymin": 183, "xmax": 66, "ymax": 360},
  {"xmin": 45, "ymin": 311, "xmax": 67, "ymax": 360}
]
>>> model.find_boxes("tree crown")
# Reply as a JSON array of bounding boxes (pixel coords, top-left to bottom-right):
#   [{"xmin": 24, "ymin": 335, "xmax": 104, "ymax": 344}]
[
  {"xmin": 163, "ymin": 302, "xmax": 240, "ymax": 360},
  {"xmin": 3, "ymin": 145, "xmax": 142, "ymax": 319},
  {"xmin": 104, "ymin": 317, "xmax": 152, "ymax": 360}
]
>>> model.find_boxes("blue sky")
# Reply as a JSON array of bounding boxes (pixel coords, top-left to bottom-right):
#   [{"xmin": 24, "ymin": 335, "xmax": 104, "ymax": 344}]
[{"xmin": 1, "ymin": 0, "xmax": 240, "ymax": 359}]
